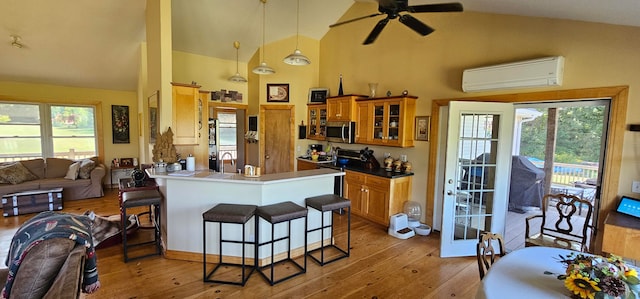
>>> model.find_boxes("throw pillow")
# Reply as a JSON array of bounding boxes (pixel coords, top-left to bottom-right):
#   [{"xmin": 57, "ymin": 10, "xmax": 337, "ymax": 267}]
[
  {"xmin": 78, "ymin": 159, "xmax": 96, "ymax": 179},
  {"xmin": 0, "ymin": 162, "xmax": 39, "ymax": 184},
  {"xmin": 64, "ymin": 162, "xmax": 81, "ymax": 180}
]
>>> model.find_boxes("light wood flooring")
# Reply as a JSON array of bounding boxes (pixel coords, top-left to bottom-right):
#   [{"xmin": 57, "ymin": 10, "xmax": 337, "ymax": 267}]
[{"xmin": 1, "ymin": 189, "xmax": 481, "ymax": 299}]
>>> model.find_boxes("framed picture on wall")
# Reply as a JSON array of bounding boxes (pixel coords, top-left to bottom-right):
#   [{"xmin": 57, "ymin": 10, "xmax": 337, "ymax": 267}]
[
  {"xmin": 148, "ymin": 90, "xmax": 159, "ymax": 144},
  {"xmin": 415, "ymin": 116, "xmax": 430, "ymax": 141},
  {"xmin": 308, "ymin": 88, "xmax": 329, "ymax": 103},
  {"xmin": 112, "ymin": 105, "xmax": 130, "ymax": 144},
  {"xmin": 267, "ymin": 83, "xmax": 289, "ymax": 102}
]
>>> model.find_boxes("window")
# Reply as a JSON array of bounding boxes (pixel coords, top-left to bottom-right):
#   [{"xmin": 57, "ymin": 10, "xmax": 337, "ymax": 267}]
[
  {"xmin": 217, "ymin": 111, "xmax": 237, "ymax": 159},
  {"xmin": 0, "ymin": 102, "xmax": 97, "ymax": 162}
]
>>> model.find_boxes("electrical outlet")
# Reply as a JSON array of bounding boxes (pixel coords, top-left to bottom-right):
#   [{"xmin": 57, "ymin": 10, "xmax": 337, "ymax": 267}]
[{"xmin": 632, "ymin": 181, "xmax": 640, "ymax": 193}]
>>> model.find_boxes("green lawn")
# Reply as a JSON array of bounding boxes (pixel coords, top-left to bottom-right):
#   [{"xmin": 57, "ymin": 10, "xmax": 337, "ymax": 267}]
[{"xmin": 0, "ymin": 124, "xmax": 96, "ymax": 155}]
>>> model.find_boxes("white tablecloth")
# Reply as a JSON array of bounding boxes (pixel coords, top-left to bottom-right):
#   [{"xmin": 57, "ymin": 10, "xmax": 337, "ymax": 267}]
[{"xmin": 476, "ymin": 246, "xmax": 575, "ymax": 299}]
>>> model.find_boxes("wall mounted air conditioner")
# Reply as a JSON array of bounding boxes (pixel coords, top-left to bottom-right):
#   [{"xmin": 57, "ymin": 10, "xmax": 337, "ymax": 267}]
[{"xmin": 462, "ymin": 56, "xmax": 564, "ymax": 92}]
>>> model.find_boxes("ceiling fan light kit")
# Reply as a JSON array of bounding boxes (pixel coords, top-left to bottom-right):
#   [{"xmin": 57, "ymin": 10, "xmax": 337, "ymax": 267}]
[
  {"xmin": 252, "ymin": 0, "xmax": 275, "ymax": 75},
  {"xmin": 330, "ymin": 0, "xmax": 463, "ymax": 45},
  {"xmin": 283, "ymin": 0, "xmax": 310, "ymax": 66},
  {"xmin": 229, "ymin": 41, "xmax": 248, "ymax": 82}
]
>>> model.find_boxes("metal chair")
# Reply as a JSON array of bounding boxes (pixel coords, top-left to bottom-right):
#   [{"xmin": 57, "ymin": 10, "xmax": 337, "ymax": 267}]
[
  {"xmin": 525, "ymin": 193, "xmax": 593, "ymax": 252},
  {"xmin": 476, "ymin": 232, "xmax": 505, "ymax": 279}
]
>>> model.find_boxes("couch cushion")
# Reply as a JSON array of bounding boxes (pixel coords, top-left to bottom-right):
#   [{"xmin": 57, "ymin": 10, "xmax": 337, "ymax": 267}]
[
  {"xmin": 64, "ymin": 162, "xmax": 81, "ymax": 180},
  {"xmin": 0, "ymin": 163, "xmax": 39, "ymax": 185},
  {"xmin": 39, "ymin": 178, "xmax": 90, "ymax": 189},
  {"xmin": 45, "ymin": 158, "xmax": 74, "ymax": 179},
  {"xmin": 18, "ymin": 158, "xmax": 46, "ymax": 179},
  {"xmin": 10, "ymin": 238, "xmax": 76, "ymax": 299},
  {"xmin": 77, "ymin": 159, "xmax": 96, "ymax": 179},
  {"xmin": 0, "ymin": 180, "xmax": 41, "ymax": 196}
]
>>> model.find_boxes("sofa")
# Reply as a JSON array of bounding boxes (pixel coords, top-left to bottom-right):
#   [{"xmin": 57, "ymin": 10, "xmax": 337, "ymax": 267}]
[{"xmin": 0, "ymin": 158, "xmax": 105, "ymax": 201}]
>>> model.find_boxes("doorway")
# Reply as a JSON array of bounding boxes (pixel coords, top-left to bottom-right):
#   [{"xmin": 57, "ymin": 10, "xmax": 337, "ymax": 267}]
[
  {"xmin": 428, "ymin": 86, "xmax": 628, "ymax": 256},
  {"xmin": 504, "ymin": 100, "xmax": 609, "ymax": 252},
  {"xmin": 260, "ymin": 105, "xmax": 294, "ymax": 174}
]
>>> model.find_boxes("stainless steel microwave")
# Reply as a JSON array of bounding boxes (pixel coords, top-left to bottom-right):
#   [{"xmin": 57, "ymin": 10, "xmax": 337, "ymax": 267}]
[{"xmin": 325, "ymin": 121, "xmax": 356, "ymax": 144}]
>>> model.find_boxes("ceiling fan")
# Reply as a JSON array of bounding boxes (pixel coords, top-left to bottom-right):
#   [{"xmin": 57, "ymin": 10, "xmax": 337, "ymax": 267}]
[{"xmin": 330, "ymin": 0, "xmax": 463, "ymax": 45}]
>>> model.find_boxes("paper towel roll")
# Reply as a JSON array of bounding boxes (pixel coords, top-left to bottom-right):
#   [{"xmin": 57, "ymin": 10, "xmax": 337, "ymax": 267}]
[{"xmin": 186, "ymin": 156, "xmax": 196, "ymax": 171}]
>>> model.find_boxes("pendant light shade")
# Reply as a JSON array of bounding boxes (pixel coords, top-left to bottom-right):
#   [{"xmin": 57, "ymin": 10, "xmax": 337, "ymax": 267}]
[
  {"xmin": 229, "ymin": 41, "xmax": 248, "ymax": 82},
  {"xmin": 253, "ymin": 0, "xmax": 275, "ymax": 75},
  {"xmin": 283, "ymin": 0, "xmax": 310, "ymax": 65}
]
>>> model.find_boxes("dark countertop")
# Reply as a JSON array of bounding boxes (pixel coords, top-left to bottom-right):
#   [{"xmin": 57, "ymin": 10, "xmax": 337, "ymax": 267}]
[{"xmin": 297, "ymin": 157, "xmax": 414, "ymax": 179}]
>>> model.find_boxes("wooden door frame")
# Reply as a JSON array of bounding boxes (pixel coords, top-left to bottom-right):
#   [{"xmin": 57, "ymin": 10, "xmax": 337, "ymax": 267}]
[
  {"xmin": 259, "ymin": 104, "xmax": 295, "ymax": 172},
  {"xmin": 427, "ymin": 86, "xmax": 628, "ymax": 254}
]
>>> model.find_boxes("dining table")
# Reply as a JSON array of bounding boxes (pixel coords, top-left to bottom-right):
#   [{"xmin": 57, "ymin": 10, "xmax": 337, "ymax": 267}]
[{"xmin": 475, "ymin": 246, "xmax": 576, "ymax": 299}]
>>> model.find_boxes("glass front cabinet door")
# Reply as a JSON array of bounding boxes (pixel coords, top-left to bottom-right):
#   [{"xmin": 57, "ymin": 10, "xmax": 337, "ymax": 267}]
[{"xmin": 307, "ymin": 104, "xmax": 327, "ymax": 140}]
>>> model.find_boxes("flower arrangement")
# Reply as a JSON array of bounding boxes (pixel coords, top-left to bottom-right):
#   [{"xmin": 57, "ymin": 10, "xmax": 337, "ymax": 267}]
[{"xmin": 556, "ymin": 252, "xmax": 639, "ymax": 299}]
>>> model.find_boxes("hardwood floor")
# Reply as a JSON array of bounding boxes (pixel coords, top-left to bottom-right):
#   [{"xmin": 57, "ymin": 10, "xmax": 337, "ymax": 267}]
[{"xmin": 1, "ymin": 188, "xmax": 481, "ymax": 299}]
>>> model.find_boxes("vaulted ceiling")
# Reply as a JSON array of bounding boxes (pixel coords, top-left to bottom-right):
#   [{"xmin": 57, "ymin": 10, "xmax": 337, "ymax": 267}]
[{"xmin": 1, "ymin": 0, "xmax": 639, "ymax": 91}]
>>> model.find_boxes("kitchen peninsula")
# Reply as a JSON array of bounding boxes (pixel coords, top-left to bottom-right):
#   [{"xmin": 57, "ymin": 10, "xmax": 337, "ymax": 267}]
[{"xmin": 146, "ymin": 168, "xmax": 344, "ymax": 263}]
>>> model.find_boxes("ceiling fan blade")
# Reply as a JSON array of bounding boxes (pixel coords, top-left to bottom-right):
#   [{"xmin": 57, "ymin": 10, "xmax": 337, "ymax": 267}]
[
  {"xmin": 399, "ymin": 14, "xmax": 434, "ymax": 36},
  {"xmin": 330, "ymin": 13, "xmax": 384, "ymax": 28},
  {"xmin": 408, "ymin": 2, "xmax": 463, "ymax": 13},
  {"xmin": 364, "ymin": 18, "xmax": 390, "ymax": 45}
]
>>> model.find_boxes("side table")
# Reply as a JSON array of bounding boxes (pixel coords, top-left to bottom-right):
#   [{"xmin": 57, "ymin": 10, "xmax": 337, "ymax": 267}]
[{"xmin": 110, "ymin": 166, "xmax": 136, "ymax": 189}]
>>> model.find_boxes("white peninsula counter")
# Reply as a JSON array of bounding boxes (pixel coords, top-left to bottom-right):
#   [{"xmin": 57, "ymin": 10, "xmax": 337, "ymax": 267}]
[{"xmin": 146, "ymin": 168, "xmax": 344, "ymax": 263}]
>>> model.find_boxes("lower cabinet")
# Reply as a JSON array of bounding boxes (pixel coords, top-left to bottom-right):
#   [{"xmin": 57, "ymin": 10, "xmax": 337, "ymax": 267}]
[
  {"xmin": 344, "ymin": 170, "xmax": 412, "ymax": 226},
  {"xmin": 297, "ymin": 159, "xmax": 318, "ymax": 171}
]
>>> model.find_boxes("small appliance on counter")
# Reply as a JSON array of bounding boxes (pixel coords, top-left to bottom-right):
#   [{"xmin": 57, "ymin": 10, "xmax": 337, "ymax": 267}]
[{"xmin": 388, "ymin": 213, "xmax": 415, "ymax": 239}]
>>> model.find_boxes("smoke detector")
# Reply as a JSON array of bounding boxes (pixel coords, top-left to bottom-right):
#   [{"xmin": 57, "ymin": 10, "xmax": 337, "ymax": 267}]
[{"xmin": 10, "ymin": 35, "xmax": 23, "ymax": 48}]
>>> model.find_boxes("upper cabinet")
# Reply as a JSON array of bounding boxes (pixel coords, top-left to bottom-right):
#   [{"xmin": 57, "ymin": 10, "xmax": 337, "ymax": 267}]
[
  {"xmin": 307, "ymin": 103, "xmax": 327, "ymax": 140},
  {"xmin": 171, "ymin": 82, "xmax": 201, "ymax": 145},
  {"xmin": 326, "ymin": 95, "xmax": 363, "ymax": 122},
  {"xmin": 355, "ymin": 96, "xmax": 416, "ymax": 148}
]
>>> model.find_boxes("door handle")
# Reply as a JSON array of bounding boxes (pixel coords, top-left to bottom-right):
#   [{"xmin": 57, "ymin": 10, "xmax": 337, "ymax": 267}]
[
  {"xmin": 447, "ymin": 190, "xmax": 453, "ymax": 195},
  {"xmin": 265, "ymin": 155, "xmax": 270, "ymax": 159}
]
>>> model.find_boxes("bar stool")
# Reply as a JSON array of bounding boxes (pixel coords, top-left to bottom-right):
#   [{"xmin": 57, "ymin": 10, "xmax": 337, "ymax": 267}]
[
  {"xmin": 121, "ymin": 189, "xmax": 162, "ymax": 262},
  {"xmin": 202, "ymin": 204, "xmax": 257, "ymax": 286},
  {"xmin": 305, "ymin": 194, "xmax": 351, "ymax": 265},
  {"xmin": 255, "ymin": 201, "xmax": 307, "ymax": 285}
]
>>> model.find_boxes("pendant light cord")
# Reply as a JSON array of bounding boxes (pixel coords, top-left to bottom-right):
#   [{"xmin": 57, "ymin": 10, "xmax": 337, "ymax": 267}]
[
  {"xmin": 295, "ymin": 0, "xmax": 300, "ymax": 48},
  {"xmin": 261, "ymin": 1, "xmax": 266, "ymax": 62}
]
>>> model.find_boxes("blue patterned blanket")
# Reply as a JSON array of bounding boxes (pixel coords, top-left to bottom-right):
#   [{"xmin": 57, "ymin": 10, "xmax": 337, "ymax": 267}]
[{"xmin": 2, "ymin": 211, "xmax": 100, "ymax": 298}]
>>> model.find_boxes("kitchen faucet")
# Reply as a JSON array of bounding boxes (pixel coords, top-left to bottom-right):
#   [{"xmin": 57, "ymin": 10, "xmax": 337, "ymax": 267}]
[{"xmin": 220, "ymin": 152, "xmax": 234, "ymax": 174}]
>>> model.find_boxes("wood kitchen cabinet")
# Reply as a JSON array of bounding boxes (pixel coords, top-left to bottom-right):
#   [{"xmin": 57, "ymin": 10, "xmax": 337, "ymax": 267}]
[
  {"xmin": 307, "ymin": 103, "xmax": 327, "ymax": 140},
  {"xmin": 171, "ymin": 82, "xmax": 201, "ymax": 145},
  {"xmin": 326, "ymin": 95, "xmax": 363, "ymax": 122},
  {"xmin": 602, "ymin": 212, "xmax": 640, "ymax": 261},
  {"xmin": 344, "ymin": 170, "xmax": 412, "ymax": 226},
  {"xmin": 297, "ymin": 159, "xmax": 318, "ymax": 171},
  {"xmin": 356, "ymin": 96, "xmax": 416, "ymax": 148}
]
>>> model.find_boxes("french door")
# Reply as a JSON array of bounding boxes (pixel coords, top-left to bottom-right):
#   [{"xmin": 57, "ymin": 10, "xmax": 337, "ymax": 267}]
[{"xmin": 440, "ymin": 101, "xmax": 514, "ymax": 257}]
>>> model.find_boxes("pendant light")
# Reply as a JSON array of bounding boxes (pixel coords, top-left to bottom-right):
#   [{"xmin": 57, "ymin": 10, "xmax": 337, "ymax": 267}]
[
  {"xmin": 228, "ymin": 41, "xmax": 248, "ymax": 82},
  {"xmin": 283, "ymin": 0, "xmax": 310, "ymax": 65},
  {"xmin": 252, "ymin": 0, "xmax": 275, "ymax": 75}
]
